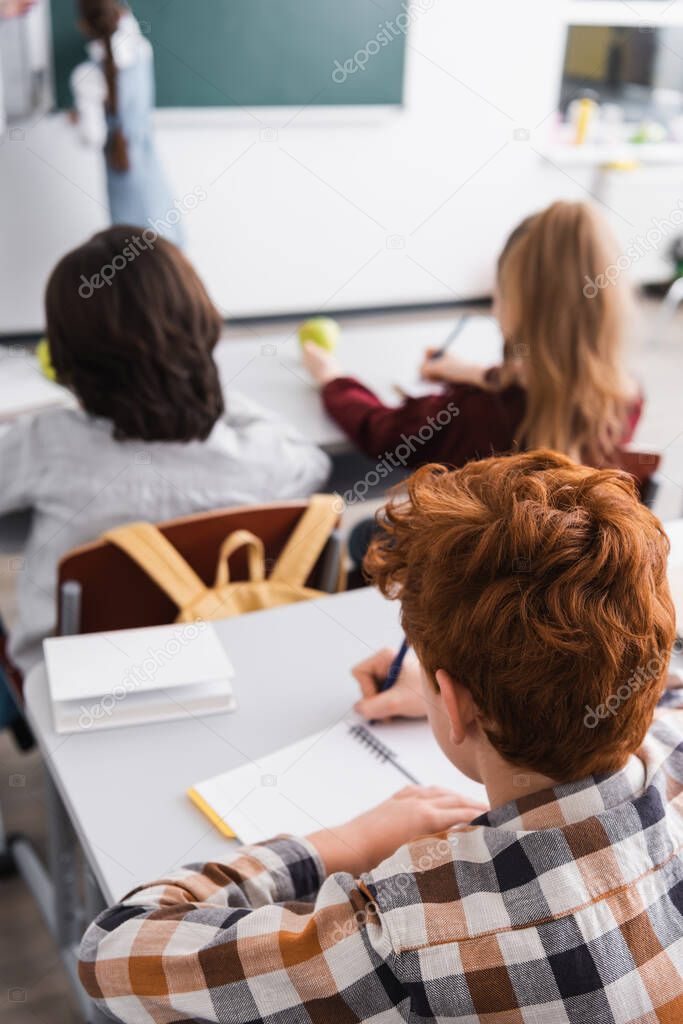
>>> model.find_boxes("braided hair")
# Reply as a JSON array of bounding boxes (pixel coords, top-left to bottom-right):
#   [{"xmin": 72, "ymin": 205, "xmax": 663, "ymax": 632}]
[{"xmin": 78, "ymin": 0, "xmax": 130, "ymax": 171}]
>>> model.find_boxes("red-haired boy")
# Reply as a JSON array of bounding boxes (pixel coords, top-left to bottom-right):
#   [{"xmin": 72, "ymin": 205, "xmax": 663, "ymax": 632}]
[{"xmin": 80, "ymin": 451, "xmax": 683, "ymax": 1022}]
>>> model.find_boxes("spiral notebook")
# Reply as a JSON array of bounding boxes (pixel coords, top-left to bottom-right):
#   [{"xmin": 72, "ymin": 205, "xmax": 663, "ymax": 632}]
[{"xmin": 188, "ymin": 715, "xmax": 486, "ymax": 844}]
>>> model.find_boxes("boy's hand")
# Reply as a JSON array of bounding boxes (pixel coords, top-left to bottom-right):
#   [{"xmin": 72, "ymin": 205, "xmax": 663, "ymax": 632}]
[
  {"xmin": 308, "ymin": 785, "xmax": 488, "ymax": 875},
  {"xmin": 420, "ymin": 348, "xmax": 486, "ymax": 386},
  {"xmin": 353, "ymin": 648, "xmax": 428, "ymax": 720},
  {"xmin": 302, "ymin": 342, "xmax": 342, "ymax": 387}
]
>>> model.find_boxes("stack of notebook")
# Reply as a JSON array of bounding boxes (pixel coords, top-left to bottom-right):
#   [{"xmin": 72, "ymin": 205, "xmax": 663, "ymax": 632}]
[{"xmin": 44, "ymin": 623, "xmax": 236, "ymax": 734}]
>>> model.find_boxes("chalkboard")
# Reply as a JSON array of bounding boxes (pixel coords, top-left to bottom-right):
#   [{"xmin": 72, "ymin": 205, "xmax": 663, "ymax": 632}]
[{"xmin": 50, "ymin": 0, "xmax": 408, "ymax": 109}]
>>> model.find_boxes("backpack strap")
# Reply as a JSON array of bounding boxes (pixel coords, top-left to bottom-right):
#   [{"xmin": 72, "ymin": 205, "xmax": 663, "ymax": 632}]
[
  {"xmin": 269, "ymin": 495, "xmax": 340, "ymax": 587},
  {"xmin": 215, "ymin": 530, "xmax": 266, "ymax": 587},
  {"xmin": 103, "ymin": 522, "xmax": 208, "ymax": 612}
]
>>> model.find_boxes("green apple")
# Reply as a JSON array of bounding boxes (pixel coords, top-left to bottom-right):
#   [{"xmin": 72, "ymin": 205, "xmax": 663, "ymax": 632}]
[
  {"xmin": 298, "ymin": 317, "xmax": 340, "ymax": 352},
  {"xmin": 36, "ymin": 337, "xmax": 57, "ymax": 381}
]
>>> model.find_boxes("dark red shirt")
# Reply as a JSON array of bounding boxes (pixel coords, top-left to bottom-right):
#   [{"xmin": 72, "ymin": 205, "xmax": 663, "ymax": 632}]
[{"xmin": 322, "ymin": 375, "xmax": 643, "ymax": 468}]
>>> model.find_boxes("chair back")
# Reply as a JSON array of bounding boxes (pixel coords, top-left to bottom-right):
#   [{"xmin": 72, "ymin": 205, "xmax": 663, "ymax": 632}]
[
  {"xmin": 615, "ymin": 450, "xmax": 662, "ymax": 510},
  {"xmin": 57, "ymin": 502, "xmax": 342, "ymax": 636}
]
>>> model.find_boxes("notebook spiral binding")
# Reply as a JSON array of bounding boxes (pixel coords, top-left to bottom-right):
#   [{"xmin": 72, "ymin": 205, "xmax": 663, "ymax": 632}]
[{"xmin": 349, "ymin": 723, "xmax": 397, "ymax": 764}]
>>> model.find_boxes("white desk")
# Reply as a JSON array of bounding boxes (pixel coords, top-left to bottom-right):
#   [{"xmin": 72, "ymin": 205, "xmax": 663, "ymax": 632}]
[
  {"xmin": 24, "ymin": 588, "xmax": 402, "ymax": 903},
  {"xmin": 215, "ymin": 315, "xmax": 503, "ymax": 451},
  {"xmin": 0, "ymin": 347, "xmax": 74, "ymax": 422},
  {"xmin": 0, "ymin": 350, "xmax": 73, "ymax": 551}
]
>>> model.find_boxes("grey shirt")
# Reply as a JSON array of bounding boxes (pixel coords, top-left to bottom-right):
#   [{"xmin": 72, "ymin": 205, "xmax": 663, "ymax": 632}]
[{"xmin": 0, "ymin": 394, "xmax": 330, "ymax": 675}]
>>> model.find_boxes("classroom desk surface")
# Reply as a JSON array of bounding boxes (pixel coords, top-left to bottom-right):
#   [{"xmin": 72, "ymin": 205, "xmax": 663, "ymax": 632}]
[
  {"xmin": 24, "ymin": 588, "xmax": 402, "ymax": 903},
  {"xmin": 214, "ymin": 314, "xmax": 503, "ymax": 451}
]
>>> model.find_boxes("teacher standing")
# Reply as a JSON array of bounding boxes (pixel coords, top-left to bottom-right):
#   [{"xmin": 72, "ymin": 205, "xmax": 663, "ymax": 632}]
[{"xmin": 70, "ymin": 1, "xmax": 183, "ymax": 245}]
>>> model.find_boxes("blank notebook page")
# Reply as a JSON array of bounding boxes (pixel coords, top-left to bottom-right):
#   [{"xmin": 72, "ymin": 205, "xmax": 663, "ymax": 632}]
[{"xmin": 190, "ymin": 715, "xmax": 486, "ymax": 845}]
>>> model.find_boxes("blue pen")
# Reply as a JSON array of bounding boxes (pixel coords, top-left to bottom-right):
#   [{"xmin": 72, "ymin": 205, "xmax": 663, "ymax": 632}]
[
  {"xmin": 378, "ymin": 638, "xmax": 410, "ymax": 695},
  {"xmin": 429, "ymin": 315, "xmax": 469, "ymax": 359},
  {"xmin": 369, "ymin": 638, "xmax": 410, "ymax": 726}
]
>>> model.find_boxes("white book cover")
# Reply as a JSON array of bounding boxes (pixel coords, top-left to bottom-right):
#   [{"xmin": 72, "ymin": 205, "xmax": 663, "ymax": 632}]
[
  {"xmin": 44, "ymin": 622, "xmax": 236, "ymax": 734},
  {"xmin": 189, "ymin": 715, "xmax": 487, "ymax": 844}
]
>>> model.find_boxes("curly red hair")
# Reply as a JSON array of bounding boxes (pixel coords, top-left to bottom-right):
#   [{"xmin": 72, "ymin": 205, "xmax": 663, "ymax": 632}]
[{"xmin": 365, "ymin": 450, "xmax": 675, "ymax": 779}]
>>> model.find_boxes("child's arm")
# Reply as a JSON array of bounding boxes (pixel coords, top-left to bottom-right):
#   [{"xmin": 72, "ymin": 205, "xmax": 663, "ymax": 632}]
[
  {"xmin": 69, "ymin": 62, "xmax": 107, "ymax": 148},
  {"xmin": 302, "ymin": 343, "xmax": 465, "ymax": 462},
  {"xmin": 79, "ymin": 791, "xmax": 484, "ymax": 1023},
  {"xmin": 322, "ymin": 377, "xmax": 463, "ymax": 461}
]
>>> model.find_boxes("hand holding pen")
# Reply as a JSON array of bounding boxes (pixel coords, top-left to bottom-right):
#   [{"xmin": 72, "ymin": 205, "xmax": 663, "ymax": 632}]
[
  {"xmin": 429, "ymin": 316, "xmax": 470, "ymax": 359},
  {"xmin": 420, "ymin": 315, "xmax": 490, "ymax": 388},
  {"xmin": 393, "ymin": 316, "xmax": 472, "ymax": 400},
  {"xmin": 352, "ymin": 642, "xmax": 427, "ymax": 721}
]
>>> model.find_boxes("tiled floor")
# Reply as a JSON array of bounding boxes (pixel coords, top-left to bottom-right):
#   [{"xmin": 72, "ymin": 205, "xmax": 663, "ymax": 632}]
[{"xmin": 0, "ymin": 297, "xmax": 682, "ymax": 1023}]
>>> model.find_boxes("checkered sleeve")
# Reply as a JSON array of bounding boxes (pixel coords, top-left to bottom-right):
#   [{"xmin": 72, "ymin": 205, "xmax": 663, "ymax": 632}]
[
  {"xmin": 78, "ymin": 836, "xmax": 402, "ymax": 1023},
  {"xmin": 658, "ymin": 674, "xmax": 683, "ymax": 710}
]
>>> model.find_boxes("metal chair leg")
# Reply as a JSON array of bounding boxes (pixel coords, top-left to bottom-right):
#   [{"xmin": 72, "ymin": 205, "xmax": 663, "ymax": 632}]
[
  {"xmin": 4, "ymin": 761, "xmax": 90, "ymax": 1019},
  {"xmin": 0, "ymin": 803, "xmax": 17, "ymax": 877},
  {"xmin": 44, "ymin": 765, "xmax": 83, "ymax": 949}
]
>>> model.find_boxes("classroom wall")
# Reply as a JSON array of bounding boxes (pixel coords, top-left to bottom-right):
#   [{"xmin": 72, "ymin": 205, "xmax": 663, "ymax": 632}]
[{"xmin": 0, "ymin": 0, "xmax": 591, "ymax": 333}]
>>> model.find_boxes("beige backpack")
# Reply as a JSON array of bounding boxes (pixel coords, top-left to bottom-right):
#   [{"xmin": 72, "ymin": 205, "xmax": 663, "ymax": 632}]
[{"xmin": 103, "ymin": 495, "xmax": 343, "ymax": 623}]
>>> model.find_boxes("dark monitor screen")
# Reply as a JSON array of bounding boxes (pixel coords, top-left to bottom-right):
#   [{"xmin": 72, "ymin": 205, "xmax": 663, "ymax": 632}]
[{"xmin": 560, "ymin": 25, "xmax": 683, "ymax": 119}]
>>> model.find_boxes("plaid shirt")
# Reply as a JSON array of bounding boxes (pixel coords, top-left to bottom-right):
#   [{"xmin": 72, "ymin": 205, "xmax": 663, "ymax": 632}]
[{"xmin": 79, "ymin": 695, "xmax": 683, "ymax": 1023}]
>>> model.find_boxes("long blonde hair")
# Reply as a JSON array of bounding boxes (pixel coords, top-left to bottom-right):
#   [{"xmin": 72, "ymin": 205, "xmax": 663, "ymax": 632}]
[{"xmin": 496, "ymin": 201, "xmax": 633, "ymax": 464}]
